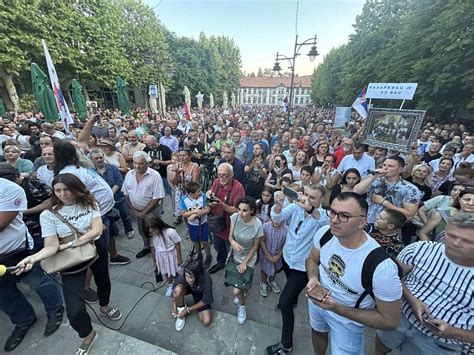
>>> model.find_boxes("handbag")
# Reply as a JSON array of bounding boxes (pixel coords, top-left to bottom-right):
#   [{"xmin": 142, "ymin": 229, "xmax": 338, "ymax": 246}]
[
  {"xmin": 40, "ymin": 209, "xmax": 98, "ymax": 275},
  {"xmin": 224, "ymin": 251, "xmax": 254, "ymax": 291},
  {"xmin": 207, "ymin": 183, "xmax": 233, "ymax": 234}
]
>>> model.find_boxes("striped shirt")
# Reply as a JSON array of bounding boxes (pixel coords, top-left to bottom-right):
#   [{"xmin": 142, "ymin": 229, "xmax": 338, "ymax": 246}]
[{"xmin": 399, "ymin": 241, "xmax": 473, "ymax": 346}]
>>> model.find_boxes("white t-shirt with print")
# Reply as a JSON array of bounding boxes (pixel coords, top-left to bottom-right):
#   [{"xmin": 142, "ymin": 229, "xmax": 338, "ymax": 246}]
[
  {"xmin": 40, "ymin": 204, "xmax": 101, "ymax": 239},
  {"xmin": 0, "ymin": 178, "xmax": 33, "ymax": 253},
  {"xmin": 313, "ymin": 226, "xmax": 402, "ymax": 326},
  {"xmin": 59, "ymin": 166, "xmax": 114, "ymax": 215}
]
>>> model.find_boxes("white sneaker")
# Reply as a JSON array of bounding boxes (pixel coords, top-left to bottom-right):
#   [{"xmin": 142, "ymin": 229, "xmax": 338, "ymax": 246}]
[
  {"xmin": 233, "ymin": 296, "xmax": 240, "ymax": 306},
  {"xmin": 165, "ymin": 285, "xmax": 173, "ymax": 297},
  {"xmin": 260, "ymin": 282, "xmax": 268, "ymax": 297},
  {"xmin": 237, "ymin": 305, "xmax": 247, "ymax": 324},
  {"xmin": 175, "ymin": 306, "xmax": 186, "ymax": 331},
  {"xmin": 127, "ymin": 231, "xmax": 135, "ymax": 239},
  {"xmin": 269, "ymin": 280, "xmax": 281, "ymax": 294}
]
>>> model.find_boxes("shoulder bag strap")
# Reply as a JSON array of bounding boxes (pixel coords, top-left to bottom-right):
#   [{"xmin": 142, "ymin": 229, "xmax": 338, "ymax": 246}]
[{"xmin": 48, "ymin": 209, "xmax": 82, "ymax": 236}]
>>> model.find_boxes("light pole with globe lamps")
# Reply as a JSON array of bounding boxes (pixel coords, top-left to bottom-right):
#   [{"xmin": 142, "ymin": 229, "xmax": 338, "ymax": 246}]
[{"xmin": 272, "ymin": 34, "xmax": 319, "ymax": 120}]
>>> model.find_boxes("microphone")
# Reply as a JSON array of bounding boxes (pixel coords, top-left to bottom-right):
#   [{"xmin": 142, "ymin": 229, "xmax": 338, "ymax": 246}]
[{"xmin": 0, "ymin": 265, "xmax": 18, "ymax": 276}]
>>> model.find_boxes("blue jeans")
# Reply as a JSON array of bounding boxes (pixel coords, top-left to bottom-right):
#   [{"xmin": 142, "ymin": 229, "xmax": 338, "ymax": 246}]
[
  {"xmin": 0, "ymin": 264, "xmax": 63, "ymax": 327},
  {"xmin": 114, "ymin": 199, "xmax": 133, "ymax": 234},
  {"xmin": 213, "ymin": 235, "xmax": 229, "ymax": 266}
]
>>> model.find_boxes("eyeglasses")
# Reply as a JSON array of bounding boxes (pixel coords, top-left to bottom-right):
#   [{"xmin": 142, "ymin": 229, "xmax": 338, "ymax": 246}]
[
  {"xmin": 217, "ymin": 173, "xmax": 230, "ymax": 178},
  {"xmin": 295, "ymin": 220, "xmax": 303, "ymax": 234},
  {"xmin": 326, "ymin": 209, "xmax": 365, "ymax": 223}
]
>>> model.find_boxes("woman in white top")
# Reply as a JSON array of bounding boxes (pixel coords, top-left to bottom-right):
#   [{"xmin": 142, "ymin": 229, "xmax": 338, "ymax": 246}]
[{"xmin": 15, "ymin": 173, "xmax": 121, "ymax": 355}]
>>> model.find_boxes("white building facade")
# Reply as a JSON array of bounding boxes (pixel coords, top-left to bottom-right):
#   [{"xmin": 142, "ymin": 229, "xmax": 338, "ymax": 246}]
[{"xmin": 239, "ymin": 75, "xmax": 312, "ymax": 107}]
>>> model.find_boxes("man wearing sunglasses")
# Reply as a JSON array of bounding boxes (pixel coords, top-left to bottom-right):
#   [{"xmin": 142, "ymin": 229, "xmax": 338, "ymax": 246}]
[
  {"xmin": 266, "ymin": 184, "xmax": 328, "ymax": 355},
  {"xmin": 305, "ymin": 192, "xmax": 402, "ymax": 355}
]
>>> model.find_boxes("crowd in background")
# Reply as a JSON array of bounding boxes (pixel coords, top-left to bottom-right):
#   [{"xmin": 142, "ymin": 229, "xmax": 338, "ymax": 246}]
[{"xmin": 0, "ymin": 104, "xmax": 472, "ymax": 354}]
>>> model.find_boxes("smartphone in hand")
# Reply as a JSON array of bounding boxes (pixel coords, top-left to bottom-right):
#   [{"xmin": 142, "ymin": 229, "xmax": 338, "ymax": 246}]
[
  {"xmin": 307, "ymin": 285, "xmax": 330, "ymax": 302},
  {"xmin": 423, "ymin": 313, "xmax": 440, "ymax": 330}
]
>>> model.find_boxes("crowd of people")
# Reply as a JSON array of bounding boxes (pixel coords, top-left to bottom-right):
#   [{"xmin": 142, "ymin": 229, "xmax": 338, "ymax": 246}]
[{"xmin": 0, "ymin": 105, "xmax": 472, "ymax": 354}]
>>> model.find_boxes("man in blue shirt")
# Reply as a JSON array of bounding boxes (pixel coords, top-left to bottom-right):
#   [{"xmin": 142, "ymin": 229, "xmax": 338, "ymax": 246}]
[
  {"xmin": 246, "ymin": 130, "xmax": 269, "ymax": 161},
  {"xmin": 266, "ymin": 184, "xmax": 329, "ymax": 355}
]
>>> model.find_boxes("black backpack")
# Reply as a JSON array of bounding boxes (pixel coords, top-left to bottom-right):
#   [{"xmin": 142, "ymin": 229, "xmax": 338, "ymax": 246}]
[{"xmin": 319, "ymin": 227, "xmax": 403, "ymax": 308}]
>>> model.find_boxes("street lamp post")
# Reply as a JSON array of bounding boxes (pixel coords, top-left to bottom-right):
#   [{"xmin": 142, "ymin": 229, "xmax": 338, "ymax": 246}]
[{"xmin": 272, "ymin": 34, "xmax": 319, "ymax": 121}]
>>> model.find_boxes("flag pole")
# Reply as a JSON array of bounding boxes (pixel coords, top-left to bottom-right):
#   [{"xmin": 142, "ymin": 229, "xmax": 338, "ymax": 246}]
[{"xmin": 399, "ymin": 99, "xmax": 405, "ymax": 110}]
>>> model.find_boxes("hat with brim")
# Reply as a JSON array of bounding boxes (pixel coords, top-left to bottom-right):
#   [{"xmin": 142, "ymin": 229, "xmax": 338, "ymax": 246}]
[{"xmin": 98, "ymin": 138, "xmax": 115, "ymax": 147}]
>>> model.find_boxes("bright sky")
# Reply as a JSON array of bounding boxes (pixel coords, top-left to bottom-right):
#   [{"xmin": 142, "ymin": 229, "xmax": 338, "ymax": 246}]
[{"xmin": 146, "ymin": 0, "xmax": 366, "ymax": 76}]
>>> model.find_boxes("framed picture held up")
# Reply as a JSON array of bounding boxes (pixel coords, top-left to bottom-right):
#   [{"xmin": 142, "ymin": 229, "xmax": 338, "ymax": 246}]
[{"xmin": 361, "ymin": 108, "xmax": 426, "ymax": 153}]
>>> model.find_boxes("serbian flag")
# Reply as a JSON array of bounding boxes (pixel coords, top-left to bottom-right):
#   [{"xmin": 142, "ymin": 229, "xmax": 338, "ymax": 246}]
[
  {"xmin": 352, "ymin": 85, "xmax": 368, "ymax": 119},
  {"xmin": 42, "ymin": 40, "xmax": 74, "ymax": 133},
  {"xmin": 178, "ymin": 103, "xmax": 192, "ymax": 121}
]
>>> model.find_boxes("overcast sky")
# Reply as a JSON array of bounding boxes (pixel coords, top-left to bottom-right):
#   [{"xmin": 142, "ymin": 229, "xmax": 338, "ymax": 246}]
[{"xmin": 146, "ymin": 0, "xmax": 366, "ymax": 75}]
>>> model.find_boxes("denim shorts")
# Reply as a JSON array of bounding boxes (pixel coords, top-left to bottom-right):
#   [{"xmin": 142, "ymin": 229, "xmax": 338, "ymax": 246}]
[
  {"xmin": 377, "ymin": 313, "xmax": 462, "ymax": 354},
  {"xmin": 308, "ymin": 299, "xmax": 365, "ymax": 354},
  {"xmin": 189, "ymin": 222, "xmax": 209, "ymax": 242}
]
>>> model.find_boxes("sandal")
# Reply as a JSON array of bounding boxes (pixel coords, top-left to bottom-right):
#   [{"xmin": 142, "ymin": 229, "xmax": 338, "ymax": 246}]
[
  {"xmin": 100, "ymin": 307, "xmax": 122, "ymax": 321},
  {"xmin": 76, "ymin": 330, "xmax": 98, "ymax": 355},
  {"xmin": 44, "ymin": 306, "xmax": 64, "ymax": 336}
]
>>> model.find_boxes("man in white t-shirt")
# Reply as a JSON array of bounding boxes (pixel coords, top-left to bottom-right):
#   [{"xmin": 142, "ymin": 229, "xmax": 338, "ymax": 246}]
[
  {"xmin": 337, "ymin": 143, "xmax": 375, "ymax": 178},
  {"xmin": 0, "ymin": 178, "xmax": 63, "ymax": 352},
  {"xmin": 305, "ymin": 192, "xmax": 402, "ymax": 354}
]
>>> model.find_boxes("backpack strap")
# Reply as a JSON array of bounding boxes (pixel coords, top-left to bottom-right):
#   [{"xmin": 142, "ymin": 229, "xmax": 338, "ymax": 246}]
[
  {"xmin": 319, "ymin": 226, "xmax": 333, "ymax": 248},
  {"xmin": 354, "ymin": 247, "xmax": 402, "ymax": 308}
]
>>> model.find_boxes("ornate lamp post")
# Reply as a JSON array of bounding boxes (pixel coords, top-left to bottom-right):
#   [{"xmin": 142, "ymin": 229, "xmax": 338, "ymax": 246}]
[{"xmin": 272, "ymin": 35, "xmax": 319, "ymax": 120}]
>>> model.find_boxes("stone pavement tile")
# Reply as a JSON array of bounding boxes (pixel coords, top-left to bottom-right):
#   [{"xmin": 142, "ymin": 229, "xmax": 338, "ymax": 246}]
[
  {"xmin": 0, "ymin": 299, "xmax": 174, "ymax": 355},
  {"xmin": 88, "ymin": 281, "xmax": 164, "ymax": 335},
  {"xmin": 232, "ymin": 318, "xmax": 281, "ymax": 355},
  {"xmin": 140, "ymin": 297, "xmax": 239, "ymax": 354},
  {"xmin": 108, "ymin": 265, "xmax": 149, "ymax": 288}
]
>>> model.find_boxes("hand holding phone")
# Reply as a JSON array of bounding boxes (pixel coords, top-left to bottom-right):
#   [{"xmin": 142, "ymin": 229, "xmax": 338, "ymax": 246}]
[
  {"xmin": 307, "ymin": 284, "xmax": 330, "ymax": 302},
  {"xmin": 423, "ymin": 313, "xmax": 441, "ymax": 330}
]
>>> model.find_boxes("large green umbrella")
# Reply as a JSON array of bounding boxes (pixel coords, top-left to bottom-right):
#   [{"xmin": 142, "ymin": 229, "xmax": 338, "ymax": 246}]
[
  {"xmin": 31, "ymin": 63, "xmax": 58, "ymax": 122},
  {"xmin": 71, "ymin": 79, "xmax": 87, "ymax": 120},
  {"xmin": 0, "ymin": 96, "xmax": 5, "ymax": 117},
  {"xmin": 116, "ymin": 76, "xmax": 130, "ymax": 115}
]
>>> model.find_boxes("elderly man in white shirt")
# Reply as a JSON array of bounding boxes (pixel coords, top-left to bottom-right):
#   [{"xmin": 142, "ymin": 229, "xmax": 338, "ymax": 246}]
[
  {"xmin": 338, "ymin": 143, "xmax": 375, "ymax": 178},
  {"xmin": 122, "ymin": 151, "xmax": 165, "ymax": 258}
]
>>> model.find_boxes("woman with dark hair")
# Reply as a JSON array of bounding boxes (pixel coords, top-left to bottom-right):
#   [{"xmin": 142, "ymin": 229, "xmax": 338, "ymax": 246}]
[
  {"xmin": 228, "ymin": 196, "xmax": 264, "ymax": 325},
  {"xmin": 206, "ymin": 126, "xmax": 216, "ymax": 145},
  {"xmin": 288, "ymin": 149, "xmax": 308, "ymax": 181},
  {"xmin": 265, "ymin": 154, "xmax": 293, "ymax": 191},
  {"xmin": 54, "ymin": 140, "xmax": 115, "ymax": 301},
  {"xmin": 168, "ymin": 149, "xmax": 200, "ymax": 223},
  {"xmin": 245, "ymin": 143, "xmax": 269, "ymax": 199},
  {"xmin": 15, "ymin": 173, "xmax": 121, "ymax": 355},
  {"xmin": 430, "ymin": 157, "xmax": 454, "ymax": 194},
  {"xmin": 309, "ymin": 141, "xmax": 330, "ymax": 168},
  {"xmin": 172, "ymin": 257, "xmax": 213, "ymax": 332},
  {"xmin": 312, "ymin": 153, "xmax": 340, "ymax": 188},
  {"xmin": 418, "ymin": 187, "xmax": 474, "ymax": 242},
  {"xmin": 329, "ymin": 168, "xmax": 361, "ymax": 201},
  {"xmin": 256, "ymin": 187, "xmax": 274, "ymax": 223}
]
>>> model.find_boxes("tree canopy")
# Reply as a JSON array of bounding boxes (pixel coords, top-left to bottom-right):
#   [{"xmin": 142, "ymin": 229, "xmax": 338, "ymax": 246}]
[
  {"xmin": 311, "ymin": 0, "xmax": 474, "ymax": 116},
  {"xmin": 0, "ymin": 0, "xmax": 242, "ymax": 111}
]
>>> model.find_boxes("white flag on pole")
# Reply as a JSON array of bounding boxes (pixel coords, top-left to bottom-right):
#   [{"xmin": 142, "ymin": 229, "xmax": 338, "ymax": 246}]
[{"xmin": 42, "ymin": 40, "xmax": 74, "ymax": 133}]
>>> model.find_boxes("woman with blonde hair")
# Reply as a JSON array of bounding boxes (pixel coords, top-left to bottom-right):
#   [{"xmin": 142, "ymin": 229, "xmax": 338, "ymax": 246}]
[
  {"xmin": 406, "ymin": 163, "xmax": 433, "ymax": 203},
  {"xmin": 288, "ymin": 149, "xmax": 308, "ymax": 181}
]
